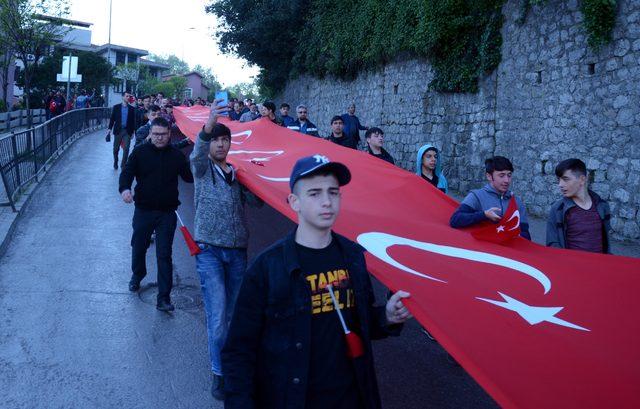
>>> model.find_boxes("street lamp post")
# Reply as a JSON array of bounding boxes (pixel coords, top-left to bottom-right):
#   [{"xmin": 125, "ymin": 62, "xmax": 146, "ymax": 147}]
[
  {"xmin": 181, "ymin": 27, "xmax": 196, "ymax": 63},
  {"xmin": 105, "ymin": 0, "xmax": 113, "ymax": 107}
]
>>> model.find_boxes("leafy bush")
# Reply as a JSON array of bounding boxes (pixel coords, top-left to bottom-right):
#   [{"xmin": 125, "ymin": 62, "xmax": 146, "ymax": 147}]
[
  {"xmin": 582, "ymin": 0, "xmax": 617, "ymax": 49},
  {"xmin": 209, "ymin": 0, "xmax": 616, "ymax": 95}
]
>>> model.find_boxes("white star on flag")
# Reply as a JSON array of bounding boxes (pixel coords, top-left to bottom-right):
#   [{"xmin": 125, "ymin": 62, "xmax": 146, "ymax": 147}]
[
  {"xmin": 476, "ymin": 292, "xmax": 589, "ymax": 332},
  {"xmin": 496, "ymin": 225, "xmax": 505, "ymax": 233}
]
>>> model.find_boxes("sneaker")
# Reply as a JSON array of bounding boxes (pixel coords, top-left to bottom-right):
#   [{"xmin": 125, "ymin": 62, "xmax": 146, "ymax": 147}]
[
  {"xmin": 128, "ymin": 277, "xmax": 141, "ymax": 292},
  {"xmin": 156, "ymin": 299, "xmax": 175, "ymax": 312},
  {"xmin": 211, "ymin": 374, "xmax": 224, "ymax": 401}
]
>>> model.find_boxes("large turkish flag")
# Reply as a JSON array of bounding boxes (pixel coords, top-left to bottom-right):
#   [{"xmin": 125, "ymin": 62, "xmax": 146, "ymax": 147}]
[{"xmin": 175, "ymin": 106, "xmax": 640, "ymax": 409}]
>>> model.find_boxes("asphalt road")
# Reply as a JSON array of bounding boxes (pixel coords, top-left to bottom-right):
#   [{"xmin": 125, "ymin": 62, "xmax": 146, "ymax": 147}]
[{"xmin": 0, "ymin": 130, "xmax": 502, "ymax": 408}]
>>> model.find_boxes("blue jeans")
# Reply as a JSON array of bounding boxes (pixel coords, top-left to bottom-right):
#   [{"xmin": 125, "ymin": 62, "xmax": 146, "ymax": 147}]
[{"xmin": 196, "ymin": 244, "xmax": 247, "ymax": 375}]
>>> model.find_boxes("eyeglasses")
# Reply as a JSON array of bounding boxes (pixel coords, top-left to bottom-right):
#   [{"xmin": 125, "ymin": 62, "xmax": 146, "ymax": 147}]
[{"xmin": 297, "ymin": 111, "xmax": 307, "ymax": 114}]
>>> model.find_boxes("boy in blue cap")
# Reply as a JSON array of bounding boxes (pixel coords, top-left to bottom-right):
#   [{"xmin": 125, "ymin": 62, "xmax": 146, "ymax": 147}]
[{"xmin": 221, "ymin": 154, "xmax": 412, "ymax": 409}]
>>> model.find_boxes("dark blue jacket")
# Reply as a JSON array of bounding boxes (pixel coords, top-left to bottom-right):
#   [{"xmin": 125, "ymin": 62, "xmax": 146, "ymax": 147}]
[
  {"xmin": 221, "ymin": 230, "xmax": 402, "ymax": 409},
  {"xmin": 341, "ymin": 113, "xmax": 367, "ymax": 145},
  {"xmin": 287, "ymin": 119, "xmax": 319, "ymax": 137},
  {"xmin": 229, "ymin": 110, "xmax": 243, "ymax": 121},
  {"xmin": 280, "ymin": 114, "xmax": 296, "ymax": 127}
]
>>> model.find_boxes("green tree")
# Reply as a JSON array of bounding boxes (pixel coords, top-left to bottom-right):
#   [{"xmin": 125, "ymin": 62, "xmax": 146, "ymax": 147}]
[
  {"xmin": 206, "ymin": 0, "xmax": 309, "ymax": 96},
  {"xmin": 152, "ymin": 75, "xmax": 187, "ymax": 99},
  {"xmin": 135, "ymin": 65, "xmax": 159, "ymax": 96},
  {"xmin": 228, "ymin": 82, "xmax": 260, "ymax": 100},
  {"xmin": 193, "ymin": 63, "xmax": 222, "ymax": 91},
  {"xmin": 0, "ymin": 25, "xmax": 15, "ymax": 111},
  {"xmin": 18, "ymin": 50, "xmax": 115, "ymax": 107},
  {"xmin": 0, "ymin": 0, "xmax": 69, "ymax": 125},
  {"xmin": 148, "ymin": 53, "xmax": 190, "ymax": 75}
]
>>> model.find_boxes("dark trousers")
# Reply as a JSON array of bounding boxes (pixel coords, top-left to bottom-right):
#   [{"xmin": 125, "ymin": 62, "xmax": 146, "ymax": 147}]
[
  {"xmin": 113, "ymin": 129, "xmax": 132, "ymax": 168},
  {"xmin": 131, "ymin": 208, "xmax": 177, "ymax": 302}
]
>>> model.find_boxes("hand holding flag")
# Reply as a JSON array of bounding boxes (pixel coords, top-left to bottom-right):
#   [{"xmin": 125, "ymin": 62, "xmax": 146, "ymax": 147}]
[
  {"xmin": 470, "ymin": 196, "xmax": 521, "ymax": 243},
  {"xmin": 385, "ymin": 290, "xmax": 413, "ymax": 324}
]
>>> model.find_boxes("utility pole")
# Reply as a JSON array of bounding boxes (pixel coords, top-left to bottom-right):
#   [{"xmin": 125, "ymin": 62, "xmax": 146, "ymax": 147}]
[{"xmin": 105, "ymin": 0, "xmax": 113, "ymax": 107}]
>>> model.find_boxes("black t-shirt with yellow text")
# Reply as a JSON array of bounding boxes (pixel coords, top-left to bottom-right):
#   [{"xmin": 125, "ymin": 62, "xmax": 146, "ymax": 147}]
[{"xmin": 296, "ymin": 239, "xmax": 363, "ymax": 409}]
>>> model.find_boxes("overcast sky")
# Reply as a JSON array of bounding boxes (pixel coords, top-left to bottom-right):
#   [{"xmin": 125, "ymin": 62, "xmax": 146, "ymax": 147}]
[{"xmin": 68, "ymin": 0, "xmax": 259, "ymax": 86}]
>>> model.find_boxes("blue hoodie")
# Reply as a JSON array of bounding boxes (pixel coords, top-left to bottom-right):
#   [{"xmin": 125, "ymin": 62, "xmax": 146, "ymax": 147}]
[{"xmin": 416, "ymin": 144, "xmax": 448, "ymax": 193}]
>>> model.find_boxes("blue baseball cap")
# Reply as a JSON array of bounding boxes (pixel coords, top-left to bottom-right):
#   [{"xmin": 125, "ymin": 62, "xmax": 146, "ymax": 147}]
[{"xmin": 289, "ymin": 154, "xmax": 351, "ymax": 192}]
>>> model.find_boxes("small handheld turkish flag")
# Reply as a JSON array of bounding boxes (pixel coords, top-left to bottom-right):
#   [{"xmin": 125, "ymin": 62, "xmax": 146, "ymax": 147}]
[
  {"xmin": 175, "ymin": 211, "xmax": 201, "ymax": 256},
  {"xmin": 326, "ymin": 284, "xmax": 364, "ymax": 359},
  {"xmin": 470, "ymin": 196, "xmax": 521, "ymax": 244}
]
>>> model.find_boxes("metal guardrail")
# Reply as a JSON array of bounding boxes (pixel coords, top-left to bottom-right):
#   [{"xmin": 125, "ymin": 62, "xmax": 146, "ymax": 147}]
[
  {"xmin": 0, "ymin": 107, "xmax": 111, "ymax": 211},
  {"xmin": 0, "ymin": 109, "xmax": 47, "ymax": 131}
]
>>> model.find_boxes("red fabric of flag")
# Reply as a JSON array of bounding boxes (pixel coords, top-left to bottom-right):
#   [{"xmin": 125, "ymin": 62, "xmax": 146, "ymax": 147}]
[
  {"xmin": 470, "ymin": 196, "xmax": 521, "ymax": 244},
  {"xmin": 174, "ymin": 106, "xmax": 640, "ymax": 409}
]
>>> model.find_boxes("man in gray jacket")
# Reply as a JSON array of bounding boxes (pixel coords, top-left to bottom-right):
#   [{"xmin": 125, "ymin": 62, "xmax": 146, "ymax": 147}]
[
  {"xmin": 546, "ymin": 158, "xmax": 611, "ymax": 253},
  {"xmin": 190, "ymin": 104, "xmax": 262, "ymax": 401}
]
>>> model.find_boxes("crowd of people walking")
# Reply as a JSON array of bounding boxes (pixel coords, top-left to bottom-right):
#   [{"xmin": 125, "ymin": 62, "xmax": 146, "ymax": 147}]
[{"xmin": 108, "ymin": 89, "xmax": 612, "ymax": 408}]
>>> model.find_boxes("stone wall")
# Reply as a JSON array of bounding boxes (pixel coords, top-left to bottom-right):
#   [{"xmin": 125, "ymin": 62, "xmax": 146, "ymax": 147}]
[{"xmin": 277, "ymin": 0, "xmax": 640, "ymax": 239}]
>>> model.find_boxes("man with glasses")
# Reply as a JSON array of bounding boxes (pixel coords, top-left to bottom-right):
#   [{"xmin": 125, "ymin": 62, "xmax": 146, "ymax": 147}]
[
  {"xmin": 119, "ymin": 117, "xmax": 194, "ymax": 312},
  {"xmin": 239, "ymin": 102, "xmax": 261, "ymax": 122},
  {"xmin": 287, "ymin": 104, "xmax": 319, "ymax": 137}
]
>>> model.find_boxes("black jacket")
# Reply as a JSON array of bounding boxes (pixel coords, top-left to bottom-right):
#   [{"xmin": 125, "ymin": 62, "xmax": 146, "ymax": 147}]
[
  {"xmin": 108, "ymin": 103, "xmax": 137, "ymax": 135},
  {"xmin": 118, "ymin": 143, "xmax": 193, "ymax": 211},
  {"xmin": 327, "ymin": 133, "xmax": 358, "ymax": 149},
  {"xmin": 546, "ymin": 190, "xmax": 612, "ymax": 253},
  {"xmin": 367, "ymin": 146, "xmax": 395, "ymax": 165},
  {"xmin": 221, "ymin": 230, "xmax": 402, "ymax": 409}
]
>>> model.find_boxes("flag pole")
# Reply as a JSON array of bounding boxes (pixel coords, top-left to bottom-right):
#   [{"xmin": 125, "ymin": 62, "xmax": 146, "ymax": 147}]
[{"xmin": 327, "ymin": 284, "xmax": 349, "ymax": 334}]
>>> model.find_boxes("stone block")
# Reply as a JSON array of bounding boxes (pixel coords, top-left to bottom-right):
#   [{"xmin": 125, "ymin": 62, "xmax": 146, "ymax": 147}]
[
  {"xmin": 618, "ymin": 207, "xmax": 637, "ymax": 220},
  {"xmin": 613, "ymin": 95, "xmax": 629, "ymax": 109},
  {"xmin": 613, "ymin": 188, "xmax": 631, "ymax": 203},
  {"xmin": 616, "ymin": 109, "xmax": 635, "ymax": 127},
  {"xmin": 623, "ymin": 220, "xmax": 640, "ymax": 239},
  {"xmin": 568, "ymin": 48, "xmax": 585, "ymax": 62},
  {"xmin": 605, "ymin": 58, "xmax": 619, "ymax": 71},
  {"xmin": 614, "ymin": 39, "xmax": 631, "ymax": 57}
]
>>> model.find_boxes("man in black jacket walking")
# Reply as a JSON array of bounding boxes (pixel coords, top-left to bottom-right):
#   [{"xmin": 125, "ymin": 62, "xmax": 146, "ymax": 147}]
[
  {"xmin": 118, "ymin": 117, "xmax": 194, "ymax": 311},
  {"xmin": 221, "ymin": 154, "xmax": 412, "ymax": 408},
  {"xmin": 107, "ymin": 91, "xmax": 137, "ymax": 170}
]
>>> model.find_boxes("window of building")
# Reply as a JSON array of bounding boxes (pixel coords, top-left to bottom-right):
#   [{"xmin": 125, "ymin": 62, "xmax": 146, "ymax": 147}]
[
  {"xmin": 115, "ymin": 51, "xmax": 126, "ymax": 66},
  {"xmin": 128, "ymin": 53, "xmax": 138, "ymax": 64},
  {"xmin": 113, "ymin": 80, "xmax": 124, "ymax": 93},
  {"xmin": 184, "ymin": 88, "xmax": 193, "ymax": 99}
]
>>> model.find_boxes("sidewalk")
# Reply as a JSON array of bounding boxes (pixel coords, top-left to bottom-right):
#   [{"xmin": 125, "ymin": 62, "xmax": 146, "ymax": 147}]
[{"xmin": 0, "ymin": 131, "xmax": 219, "ymax": 409}]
